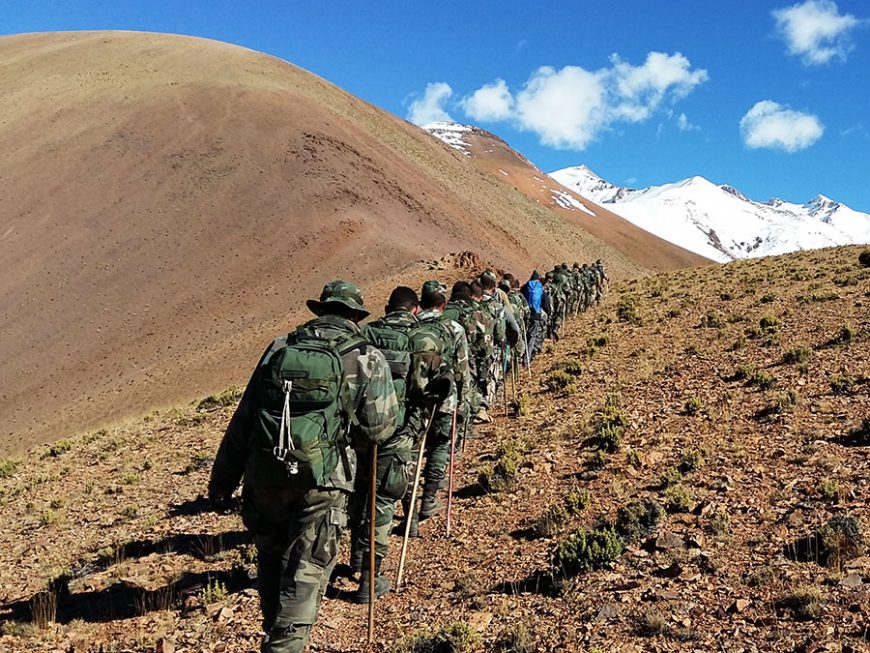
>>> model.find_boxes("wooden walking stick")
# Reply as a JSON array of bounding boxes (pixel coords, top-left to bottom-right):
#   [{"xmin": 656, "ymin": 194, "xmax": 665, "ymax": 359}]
[
  {"xmin": 396, "ymin": 406, "xmax": 437, "ymax": 590},
  {"xmin": 367, "ymin": 444, "xmax": 378, "ymax": 644},
  {"xmin": 446, "ymin": 405, "xmax": 458, "ymax": 536}
]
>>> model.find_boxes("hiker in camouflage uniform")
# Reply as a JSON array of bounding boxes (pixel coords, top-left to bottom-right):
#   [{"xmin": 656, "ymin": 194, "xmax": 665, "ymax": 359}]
[
  {"xmin": 208, "ymin": 281, "xmax": 398, "ymax": 653},
  {"xmin": 593, "ymin": 259, "xmax": 608, "ymax": 304},
  {"xmin": 582, "ymin": 264, "xmax": 598, "ymax": 310},
  {"xmin": 350, "ymin": 286, "xmax": 450, "ymax": 602},
  {"xmin": 571, "ymin": 263, "xmax": 586, "ymax": 313},
  {"xmin": 467, "ymin": 280, "xmax": 498, "ymax": 421},
  {"xmin": 441, "ymin": 281, "xmax": 485, "ymax": 444},
  {"xmin": 500, "ymin": 274, "xmax": 529, "ymax": 375},
  {"xmin": 400, "ymin": 280, "xmax": 471, "ymax": 535},
  {"xmin": 476, "ymin": 272, "xmax": 515, "ymax": 414}
]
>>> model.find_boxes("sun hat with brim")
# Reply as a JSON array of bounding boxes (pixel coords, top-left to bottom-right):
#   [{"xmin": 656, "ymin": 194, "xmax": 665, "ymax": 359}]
[{"xmin": 306, "ymin": 280, "xmax": 370, "ymax": 318}]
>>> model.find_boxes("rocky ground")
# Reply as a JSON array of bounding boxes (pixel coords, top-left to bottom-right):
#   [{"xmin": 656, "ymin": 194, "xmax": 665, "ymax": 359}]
[{"xmin": 1, "ymin": 245, "xmax": 868, "ymax": 652}]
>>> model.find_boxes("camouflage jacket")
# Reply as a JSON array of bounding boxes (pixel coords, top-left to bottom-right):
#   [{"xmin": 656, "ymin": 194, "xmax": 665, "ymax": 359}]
[
  {"xmin": 443, "ymin": 297, "xmax": 488, "ymax": 366},
  {"xmin": 417, "ymin": 308, "xmax": 471, "ymax": 414},
  {"xmin": 480, "ymin": 292, "xmax": 507, "ymax": 349},
  {"xmin": 507, "ymin": 290, "xmax": 530, "ymax": 333},
  {"xmin": 209, "ymin": 314, "xmax": 399, "ymax": 500}
]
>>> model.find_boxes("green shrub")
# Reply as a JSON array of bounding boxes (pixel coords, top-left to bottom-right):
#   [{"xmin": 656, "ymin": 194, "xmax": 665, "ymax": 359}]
[
  {"xmin": 748, "ymin": 370, "xmax": 777, "ymax": 390},
  {"xmin": 679, "ymin": 448, "xmax": 704, "ymax": 473},
  {"xmin": 493, "ymin": 623, "xmax": 533, "ymax": 653},
  {"xmin": 664, "ymin": 484, "xmax": 694, "ymax": 513},
  {"xmin": 830, "ymin": 324, "xmax": 853, "ymax": 345},
  {"xmin": 0, "ymin": 459, "xmax": 18, "ymax": 479},
  {"xmin": 759, "ymin": 316, "xmax": 779, "ymax": 333},
  {"xmin": 617, "ymin": 296, "xmax": 642, "ymax": 325},
  {"xmin": 766, "ymin": 389, "xmax": 799, "ymax": 415},
  {"xmin": 551, "ymin": 526, "xmax": 623, "ymax": 578},
  {"xmin": 700, "ymin": 311, "xmax": 722, "ymax": 328},
  {"xmin": 394, "ymin": 622, "xmax": 482, "ymax": 653},
  {"xmin": 196, "ymin": 386, "xmax": 243, "ymax": 412},
  {"xmin": 661, "ymin": 466, "xmax": 682, "ymax": 488},
  {"xmin": 478, "ymin": 438, "xmax": 524, "ymax": 493},
  {"xmin": 201, "ymin": 578, "xmax": 228, "ymax": 604},
  {"xmin": 44, "ymin": 440, "xmax": 73, "ymax": 458},
  {"xmin": 830, "ymin": 375, "xmax": 855, "ymax": 395},
  {"xmin": 859, "ymin": 250, "xmax": 870, "ymax": 268},
  {"xmin": 587, "ymin": 335, "xmax": 608, "ymax": 348},
  {"xmin": 819, "ymin": 479, "xmax": 841, "ymax": 504},
  {"xmin": 682, "ymin": 397, "xmax": 702, "ymax": 416},
  {"xmin": 760, "ymin": 293, "xmax": 776, "ymax": 304},
  {"xmin": 615, "ymin": 499, "xmax": 664, "ymax": 542},
  {"xmin": 776, "ymin": 586, "xmax": 823, "ymax": 621},
  {"xmin": 552, "ymin": 360, "xmax": 583, "ymax": 376},
  {"xmin": 781, "ymin": 347, "xmax": 812, "ymax": 365},
  {"xmin": 544, "ymin": 370, "xmax": 576, "ymax": 394}
]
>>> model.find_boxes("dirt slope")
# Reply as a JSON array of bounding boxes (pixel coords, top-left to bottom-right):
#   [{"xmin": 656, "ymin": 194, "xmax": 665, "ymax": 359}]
[
  {"xmin": 0, "ymin": 31, "xmax": 704, "ymax": 454},
  {"xmin": 0, "ymin": 245, "xmax": 866, "ymax": 652}
]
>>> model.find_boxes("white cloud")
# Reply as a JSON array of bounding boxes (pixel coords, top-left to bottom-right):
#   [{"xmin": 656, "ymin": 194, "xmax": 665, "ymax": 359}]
[
  {"xmin": 610, "ymin": 52, "xmax": 709, "ymax": 122},
  {"xmin": 461, "ymin": 79, "xmax": 514, "ymax": 122},
  {"xmin": 514, "ymin": 66, "xmax": 608, "ymax": 149},
  {"xmin": 773, "ymin": 0, "xmax": 863, "ymax": 65},
  {"xmin": 407, "ymin": 82, "xmax": 454, "ymax": 125},
  {"xmin": 456, "ymin": 52, "xmax": 708, "ymax": 150},
  {"xmin": 677, "ymin": 113, "xmax": 699, "ymax": 131},
  {"xmin": 740, "ymin": 100, "xmax": 824, "ymax": 152}
]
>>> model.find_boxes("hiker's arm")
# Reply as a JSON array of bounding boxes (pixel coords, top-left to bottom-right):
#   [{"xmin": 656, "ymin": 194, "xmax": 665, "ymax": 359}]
[
  {"xmin": 350, "ymin": 346, "xmax": 398, "ymax": 445},
  {"xmin": 208, "ymin": 342, "xmax": 274, "ymax": 500}
]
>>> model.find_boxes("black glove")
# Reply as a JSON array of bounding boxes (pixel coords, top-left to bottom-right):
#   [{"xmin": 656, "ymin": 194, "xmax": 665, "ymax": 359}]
[
  {"xmin": 208, "ymin": 491, "xmax": 233, "ymax": 513},
  {"xmin": 423, "ymin": 374, "xmax": 453, "ymax": 405}
]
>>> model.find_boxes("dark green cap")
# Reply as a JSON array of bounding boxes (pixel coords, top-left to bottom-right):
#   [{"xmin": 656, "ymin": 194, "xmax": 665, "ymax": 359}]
[
  {"xmin": 306, "ymin": 280, "xmax": 370, "ymax": 318},
  {"xmin": 422, "ymin": 280, "xmax": 447, "ymax": 294},
  {"xmin": 480, "ymin": 270, "xmax": 497, "ymax": 284}
]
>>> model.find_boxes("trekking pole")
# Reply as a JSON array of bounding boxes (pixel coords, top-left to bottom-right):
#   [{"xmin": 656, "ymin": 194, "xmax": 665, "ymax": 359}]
[
  {"xmin": 367, "ymin": 444, "xmax": 378, "ymax": 644},
  {"xmin": 502, "ymin": 344, "xmax": 509, "ymax": 416},
  {"xmin": 446, "ymin": 405, "xmax": 458, "ymax": 536},
  {"xmin": 396, "ymin": 406, "xmax": 437, "ymax": 590}
]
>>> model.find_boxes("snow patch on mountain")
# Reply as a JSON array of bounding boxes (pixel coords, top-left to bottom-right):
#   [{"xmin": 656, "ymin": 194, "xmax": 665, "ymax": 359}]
[
  {"xmin": 423, "ymin": 121, "xmax": 473, "ymax": 156},
  {"xmin": 552, "ymin": 189, "xmax": 596, "ymax": 216},
  {"xmin": 550, "ymin": 166, "xmax": 870, "ymax": 262}
]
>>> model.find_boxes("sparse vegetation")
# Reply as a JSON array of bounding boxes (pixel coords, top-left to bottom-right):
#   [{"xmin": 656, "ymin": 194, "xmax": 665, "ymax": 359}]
[
  {"xmin": 616, "ymin": 296, "xmax": 642, "ymax": 325},
  {"xmin": 776, "ymin": 586, "xmax": 824, "ymax": 621},
  {"xmin": 551, "ymin": 526, "xmax": 623, "ymax": 578},
  {"xmin": 829, "ymin": 374, "xmax": 855, "ymax": 395},
  {"xmin": 682, "ymin": 397, "xmax": 702, "ymax": 416},
  {"xmin": 393, "ymin": 621, "xmax": 482, "ymax": 653},
  {"xmin": 44, "ymin": 439, "xmax": 73, "ymax": 458},
  {"xmin": 678, "ymin": 448, "xmax": 704, "ymax": 473},
  {"xmin": 780, "ymin": 346, "xmax": 812, "ymax": 365},
  {"xmin": 196, "ymin": 386, "xmax": 243, "ymax": 412},
  {"xmin": 664, "ymin": 483, "xmax": 694, "ymax": 513},
  {"xmin": 544, "ymin": 370, "xmax": 576, "ymax": 394},
  {"xmin": 493, "ymin": 622, "xmax": 533, "ymax": 653},
  {"xmin": 859, "ymin": 249, "xmax": 870, "ymax": 267},
  {"xmin": 478, "ymin": 438, "xmax": 525, "ymax": 493},
  {"xmin": 200, "ymin": 577, "xmax": 228, "ymax": 604},
  {"xmin": 615, "ymin": 499, "xmax": 664, "ymax": 542},
  {"xmin": 0, "ymin": 458, "xmax": 18, "ymax": 479},
  {"xmin": 591, "ymin": 394, "xmax": 629, "ymax": 453}
]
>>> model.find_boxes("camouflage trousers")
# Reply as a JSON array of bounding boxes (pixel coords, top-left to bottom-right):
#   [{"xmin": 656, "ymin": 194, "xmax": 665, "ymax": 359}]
[
  {"xmin": 527, "ymin": 315, "xmax": 545, "ymax": 360},
  {"xmin": 254, "ymin": 489, "xmax": 347, "ymax": 653},
  {"xmin": 348, "ymin": 447, "xmax": 414, "ymax": 562},
  {"xmin": 424, "ymin": 409, "xmax": 455, "ymax": 488}
]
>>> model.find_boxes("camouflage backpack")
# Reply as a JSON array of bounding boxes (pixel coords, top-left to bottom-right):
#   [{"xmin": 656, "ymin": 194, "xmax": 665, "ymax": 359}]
[
  {"xmin": 249, "ymin": 327, "xmax": 366, "ymax": 491},
  {"xmin": 363, "ymin": 313, "xmax": 417, "ymax": 429}
]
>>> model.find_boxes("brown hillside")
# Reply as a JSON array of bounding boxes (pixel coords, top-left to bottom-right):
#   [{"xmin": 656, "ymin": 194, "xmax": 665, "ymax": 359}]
[
  {"xmin": 0, "ymin": 31, "xmax": 703, "ymax": 453},
  {"xmin": 0, "ymin": 246, "xmax": 866, "ymax": 652}
]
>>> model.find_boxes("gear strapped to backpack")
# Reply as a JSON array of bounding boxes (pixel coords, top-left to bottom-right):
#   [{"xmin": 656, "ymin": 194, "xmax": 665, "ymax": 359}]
[
  {"xmin": 250, "ymin": 328, "xmax": 366, "ymax": 491},
  {"xmin": 362, "ymin": 315, "xmax": 414, "ymax": 428}
]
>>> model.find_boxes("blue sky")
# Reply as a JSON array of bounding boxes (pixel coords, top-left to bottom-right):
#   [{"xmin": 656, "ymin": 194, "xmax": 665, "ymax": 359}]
[{"xmin": 3, "ymin": 0, "xmax": 869, "ymax": 210}]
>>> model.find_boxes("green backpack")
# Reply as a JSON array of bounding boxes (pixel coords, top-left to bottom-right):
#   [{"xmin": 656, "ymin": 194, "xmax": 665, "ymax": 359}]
[
  {"xmin": 249, "ymin": 328, "xmax": 365, "ymax": 491},
  {"xmin": 363, "ymin": 316, "xmax": 415, "ymax": 429}
]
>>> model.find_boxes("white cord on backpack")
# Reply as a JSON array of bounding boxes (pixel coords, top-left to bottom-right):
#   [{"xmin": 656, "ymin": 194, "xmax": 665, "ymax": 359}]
[{"xmin": 279, "ymin": 380, "xmax": 295, "ymax": 452}]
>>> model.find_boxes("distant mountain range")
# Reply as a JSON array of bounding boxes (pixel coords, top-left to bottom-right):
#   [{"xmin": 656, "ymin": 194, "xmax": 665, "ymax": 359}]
[{"xmin": 550, "ymin": 165, "xmax": 870, "ymax": 263}]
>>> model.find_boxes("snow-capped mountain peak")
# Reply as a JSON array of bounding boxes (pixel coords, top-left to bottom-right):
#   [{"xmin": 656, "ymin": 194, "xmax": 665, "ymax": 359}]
[{"xmin": 550, "ymin": 165, "xmax": 870, "ymax": 263}]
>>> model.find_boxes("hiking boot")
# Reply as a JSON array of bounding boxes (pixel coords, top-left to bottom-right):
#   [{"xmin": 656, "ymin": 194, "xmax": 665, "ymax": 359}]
[
  {"xmin": 419, "ymin": 496, "xmax": 444, "ymax": 520},
  {"xmin": 350, "ymin": 548, "xmax": 363, "ymax": 576},
  {"xmin": 475, "ymin": 408, "xmax": 492, "ymax": 424},
  {"xmin": 353, "ymin": 558, "xmax": 391, "ymax": 604}
]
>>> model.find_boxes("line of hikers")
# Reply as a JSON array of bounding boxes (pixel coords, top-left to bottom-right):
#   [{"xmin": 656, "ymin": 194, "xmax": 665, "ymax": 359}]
[{"xmin": 208, "ymin": 261, "xmax": 608, "ymax": 653}]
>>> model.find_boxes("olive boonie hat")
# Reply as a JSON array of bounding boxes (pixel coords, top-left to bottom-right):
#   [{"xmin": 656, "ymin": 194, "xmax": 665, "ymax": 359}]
[
  {"xmin": 422, "ymin": 280, "xmax": 447, "ymax": 294},
  {"xmin": 306, "ymin": 280, "xmax": 370, "ymax": 318}
]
